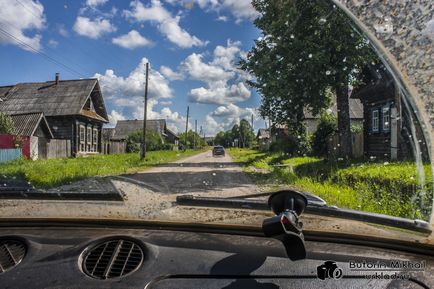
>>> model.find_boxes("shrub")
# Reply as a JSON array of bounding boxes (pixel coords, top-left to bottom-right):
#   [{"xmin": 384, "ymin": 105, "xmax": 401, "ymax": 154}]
[
  {"xmin": 311, "ymin": 113, "xmax": 337, "ymax": 156},
  {"xmin": 126, "ymin": 129, "xmax": 165, "ymax": 153},
  {"xmin": 0, "ymin": 112, "xmax": 14, "ymax": 134}
]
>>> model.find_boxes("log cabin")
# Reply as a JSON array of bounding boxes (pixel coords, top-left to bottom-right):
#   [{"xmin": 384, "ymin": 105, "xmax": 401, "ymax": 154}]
[{"xmin": 0, "ymin": 74, "xmax": 109, "ymax": 156}]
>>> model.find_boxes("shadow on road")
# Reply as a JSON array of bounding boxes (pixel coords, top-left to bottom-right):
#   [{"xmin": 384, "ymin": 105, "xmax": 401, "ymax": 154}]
[
  {"xmin": 118, "ymin": 170, "xmax": 255, "ymax": 194},
  {"xmin": 155, "ymin": 162, "xmax": 243, "ymax": 168}
]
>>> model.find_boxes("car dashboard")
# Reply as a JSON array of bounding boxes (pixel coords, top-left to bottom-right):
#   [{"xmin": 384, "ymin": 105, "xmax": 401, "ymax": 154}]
[{"xmin": 0, "ymin": 221, "xmax": 433, "ymax": 289}]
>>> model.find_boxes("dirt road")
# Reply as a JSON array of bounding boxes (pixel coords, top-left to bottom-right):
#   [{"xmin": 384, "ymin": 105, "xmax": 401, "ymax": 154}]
[{"xmin": 0, "ymin": 150, "xmax": 263, "ymax": 221}]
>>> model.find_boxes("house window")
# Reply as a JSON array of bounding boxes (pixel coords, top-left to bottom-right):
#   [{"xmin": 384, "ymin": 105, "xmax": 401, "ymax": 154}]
[
  {"xmin": 79, "ymin": 125, "xmax": 85, "ymax": 152},
  {"xmin": 93, "ymin": 128, "xmax": 98, "ymax": 152},
  {"xmin": 87, "ymin": 127, "xmax": 92, "ymax": 152},
  {"xmin": 371, "ymin": 109, "xmax": 379, "ymax": 132},
  {"xmin": 382, "ymin": 106, "xmax": 390, "ymax": 132}
]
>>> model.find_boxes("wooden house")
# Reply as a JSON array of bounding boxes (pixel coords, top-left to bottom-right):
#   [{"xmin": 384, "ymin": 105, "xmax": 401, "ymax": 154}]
[
  {"xmin": 103, "ymin": 119, "xmax": 179, "ymax": 153},
  {"xmin": 0, "ymin": 74, "xmax": 109, "ymax": 156},
  {"xmin": 350, "ymin": 65, "xmax": 425, "ymax": 160}
]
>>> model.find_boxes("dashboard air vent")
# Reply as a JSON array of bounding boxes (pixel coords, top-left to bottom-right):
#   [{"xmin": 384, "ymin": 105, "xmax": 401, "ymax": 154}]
[
  {"xmin": 83, "ymin": 239, "xmax": 144, "ymax": 279},
  {"xmin": 0, "ymin": 240, "xmax": 26, "ymax": 273}
]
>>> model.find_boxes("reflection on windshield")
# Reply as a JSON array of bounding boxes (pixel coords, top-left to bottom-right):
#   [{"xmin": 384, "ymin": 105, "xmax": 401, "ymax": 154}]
[{"xmin": 0, "ymin": 0, "xmax": 432, "ymax": 228}]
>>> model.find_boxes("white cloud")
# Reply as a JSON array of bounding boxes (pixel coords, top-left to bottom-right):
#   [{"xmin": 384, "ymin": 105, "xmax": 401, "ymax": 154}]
[
  {"xmin": 123, "ymin": 0, "xmax": 206, "ymax": 48},
  {"xmin": 108, "ymin": 109, "xmax": 125, "ymax": 126},
  {"xmin": 57, "ymin": 24, "xmax": 69, "ymax": 37},
  {"xmin": 0, "ymin": 0, "xmax": 45, "ymax": 51},
  {"xmin": 160, "ymin": 65, "xmax": 184, "ymax": 80},
  {"xmin": 205, "ymin": 103, "xmax": 258, "ymax": 135},
  {"xmin": 94, "ymin": 58, "xmax": 173, "ymax": 101},
  {"xmin": 47, "ymin": 39, "xmax": 59, "ymax": 48},
  {"xmin": 160, "ymin": 100, "xmax": 173, "ymax": 106},
  {"xmin": 73, "ymin": 16, "xmax": 116, "ymax": 39},
  {"xmin": 112, "ymin": 30, "xmax": 153, "ymax": 49},
  {"xmin": 190, "ymin": 82, "xmax": 250, "ymax": 105},
  {"xmin": 172, "ymin": 40, "xmax": 252, "ymax": 105},
  {"xmin": 86, "ymin": 0, "xmax": 108, "ymax": 8},
  {"xmin": 95, "ymin": 58, "xmax": 189, "ymax": 133}
]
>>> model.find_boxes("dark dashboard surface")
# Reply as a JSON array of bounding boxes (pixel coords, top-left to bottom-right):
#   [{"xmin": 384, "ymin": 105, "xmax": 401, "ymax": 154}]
[{"xmin": 0, "ymin": 224, "xmax": 433, "ymax": 289}]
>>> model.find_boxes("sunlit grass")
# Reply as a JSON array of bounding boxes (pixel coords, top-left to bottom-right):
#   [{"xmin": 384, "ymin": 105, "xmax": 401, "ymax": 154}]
[
  {"xmin": 228, "ymin": 148, "xmax": 433, "ymax": 220},
  {"xmin": 0, "ymin": 150, "xmax": 202, "ymax": 189}
]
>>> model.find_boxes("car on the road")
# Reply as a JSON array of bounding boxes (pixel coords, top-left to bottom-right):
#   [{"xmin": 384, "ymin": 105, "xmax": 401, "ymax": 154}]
[{"xmin": 212, "ymin": 145, "xmax": 225, "ymax": 157}]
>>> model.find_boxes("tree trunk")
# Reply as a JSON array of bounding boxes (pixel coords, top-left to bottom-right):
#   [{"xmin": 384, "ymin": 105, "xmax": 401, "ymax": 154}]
[{"xmin": 336, "ymin": 80, "xmax": 352, "ymax": 159}]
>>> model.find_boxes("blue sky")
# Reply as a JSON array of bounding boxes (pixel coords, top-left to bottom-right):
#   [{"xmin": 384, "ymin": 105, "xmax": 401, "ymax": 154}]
[{"xmin": 0, "ymin": 0, "xmax": 265, "ymax": 135}]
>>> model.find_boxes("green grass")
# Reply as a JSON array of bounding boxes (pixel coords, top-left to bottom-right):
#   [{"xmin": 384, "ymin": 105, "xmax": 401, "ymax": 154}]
[
  {"xmin": 0, "ymin": 149, "xmax": 203, "ymax": 189},
  {"xmin": 228, "ymin": 148, "xmax": 433, "ymax": 220}
]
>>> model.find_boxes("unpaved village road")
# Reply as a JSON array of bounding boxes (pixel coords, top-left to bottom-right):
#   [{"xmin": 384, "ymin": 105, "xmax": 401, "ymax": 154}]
[{"xmin": 0, "ymin": 150, "xmax": 264, "ymax": 222}]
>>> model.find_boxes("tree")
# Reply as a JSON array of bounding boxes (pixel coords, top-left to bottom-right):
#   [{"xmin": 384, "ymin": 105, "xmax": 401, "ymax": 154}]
[
  {"xmin": 312, "ymin": 113, "xmax": 337, "ymax": 156},
  {"xmin": 239, "ymin": 119, "xmax": 255, "ymax": 148},
  {"xmin": 0, "ymin": 112, "xmax": 14, "ymax": 134},
  {"xmin": 126, "ymin": 129, "xmax": 165, "ymax": 153},
  {"xmin": 178, "ymin": 130, "xmax": 205, "ymax": 149},
  {"xmin": 240, "ymin": 0, "xmax": 377, "ymax": 158}
]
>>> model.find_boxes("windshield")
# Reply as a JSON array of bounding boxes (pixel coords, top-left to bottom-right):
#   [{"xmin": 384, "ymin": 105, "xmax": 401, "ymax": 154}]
[{"xmin": 0, "ymin": 0, "xmax": 433, "ymax": 240}]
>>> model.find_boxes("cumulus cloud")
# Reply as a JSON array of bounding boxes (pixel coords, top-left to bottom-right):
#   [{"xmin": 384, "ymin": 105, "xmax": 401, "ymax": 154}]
[
  {"xmin": 108, "ymin": 109, "xmax": 126, "ymax": 126},
  {"xmin": 123, "ymin": 0, "xmax": 206, "ymax": 48},
  {"xmin": 112, "ymin": 30, "xmax": 153, "ymax": 49},
  {"xmin": 73, "ymin": 16, "xmax": 116, "ymax": 39},
  {"xmin": 86, "ymin": 0, "xmax": 108, "ymax": 8},
  {"xmin": 172, "ymin": 40, "xmax": 252, "ymax": 105},
  {"xmin": 0, "ymin": 0, "xmax": 45, "ymax": 51},
  {"xmin": 160, "ymin": 65, "xmax": 184, "ymax": 80},
  {"xmin": 205, "ymin": 103, "xmax": 258, "ymax": 135},
  {"xmin": 95, "ymin": 58, "xmax": 188, "ymax": 132}
]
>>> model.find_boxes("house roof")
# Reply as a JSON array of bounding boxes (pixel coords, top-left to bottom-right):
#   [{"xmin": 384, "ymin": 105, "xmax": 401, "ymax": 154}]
[
  {"xmin": 111, "ymin": 119, "xmax": 167, "ymax": 140},
  {"xmin": 8, "ymin": 112, "xmax": 54, "ymax": 138},
  {"xmin": 304, "ymin": 99, "xmax": 364, "ymax": 120},
  {"xmin": 0, "ymin": 78, "xmax": 108, "ymax": 122},
  {"xmin": 101, "ymin": 128, "xmax": 115, "ymax": 141},
  {"xmin": 165, "ymin": 128, "xmax": 179, "ymax": 139},
  {"xmin": 257, "ymin": 128, "xmax": 270, "ymax": 139}
]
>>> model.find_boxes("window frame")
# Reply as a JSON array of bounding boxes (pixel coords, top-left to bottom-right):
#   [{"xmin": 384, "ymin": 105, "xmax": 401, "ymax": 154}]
[
  {"xmin": 86, "ymin": 127, "xmax": 92, "ymax": 152},
  {"xmin": 92, "ymin": 128, "xmax": 98, "ymax": 152},
  {"xmin": 371, "ymin": 108, "xmax": 380, "ymax": 133},
  {"xmin": 79, "ymin": 125, "xmax": 85, "ymax": 152},
  {"xmin": 382, "ymin": 105, "xmax": 391, "ymax": 132}
]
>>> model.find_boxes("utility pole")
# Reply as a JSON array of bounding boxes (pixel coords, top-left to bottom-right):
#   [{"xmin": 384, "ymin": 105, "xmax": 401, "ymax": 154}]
[
  {"xmin": 184, "ymin": 106, "xmax": 189, "ymax": 150},
  {"xmin": 140, "ymin": 62, "xmax": 149, "ymax": 160},
  {"xmin": 251, "ymin": 114, "xmax": 254, "ymax": 131},
  {"xmin": 194, "ymin": 119, "xmax": 197, "ymax": 149}
]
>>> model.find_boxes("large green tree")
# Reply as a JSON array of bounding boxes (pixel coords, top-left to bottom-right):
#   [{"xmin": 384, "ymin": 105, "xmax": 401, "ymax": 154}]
[{"xmin": 240, "ymin": 0, "xmax": 377, "ymax": 157}]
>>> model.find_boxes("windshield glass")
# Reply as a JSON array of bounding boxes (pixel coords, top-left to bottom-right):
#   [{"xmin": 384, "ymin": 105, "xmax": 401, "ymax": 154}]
[{"xmin": 0, "ymin": 0, "xmax": 432, "ymax": 239}]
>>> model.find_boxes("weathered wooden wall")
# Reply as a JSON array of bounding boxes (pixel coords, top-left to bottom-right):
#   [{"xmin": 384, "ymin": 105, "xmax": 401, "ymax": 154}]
[
  {"xmin": 329, "ymin": 132, "xmax": 364, "ymax": 159},
  {"xmin": 102, "ymin": 141, "xmax": 126, "ymax": 154},
  {"xmin": 47, "ymin": 139, "xmax": 71, "ymax": 159}
]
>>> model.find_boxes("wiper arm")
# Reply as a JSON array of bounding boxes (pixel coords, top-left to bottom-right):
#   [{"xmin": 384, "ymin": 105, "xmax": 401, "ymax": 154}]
[{"xmin": 176, "ymin": 193, "xmax": 432, "ymax": 234}]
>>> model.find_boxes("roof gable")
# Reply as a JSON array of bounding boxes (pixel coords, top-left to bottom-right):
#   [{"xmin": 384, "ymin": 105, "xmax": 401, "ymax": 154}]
[
  {"xmin": 9, "ymin": 112, "xmax": 53, "ymax": 138},
  {"xmin": 0, "ymin": 79, "xmax": 108, "ymax": 122}
]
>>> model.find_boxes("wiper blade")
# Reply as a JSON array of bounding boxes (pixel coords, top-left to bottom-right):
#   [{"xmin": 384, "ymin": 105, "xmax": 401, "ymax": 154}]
[{"xmin": 176, "ymin": 194, "xmax": 432, "ymax": 234}]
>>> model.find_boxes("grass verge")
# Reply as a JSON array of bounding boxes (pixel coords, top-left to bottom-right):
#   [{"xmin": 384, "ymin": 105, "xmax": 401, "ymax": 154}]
[
  {"xmin": 0, "ymin": 149, "xmax": 204, "ymax": 189},
  {"xmin": 228, "ymin": 148, "xmax": 433, "ymax": 220}
]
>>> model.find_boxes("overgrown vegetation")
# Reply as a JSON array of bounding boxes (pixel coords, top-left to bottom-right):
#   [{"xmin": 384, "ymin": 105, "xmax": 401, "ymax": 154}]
[
  {"xmin": 0, "ymin": 150, "xmax": 201, "ymax": 189},
  {"xmin": 178, "ymin": 130, "xmax": 206, "ymax": 149},
  {"xmin": 0, "ymin": 112, "xmax": 14, "ymax": 134},
  {"xmin": 126, "ymin": 129, "xmax": 173, "ymax": 152},
  {"xmin": 229, "ymin": 148, "xmax": 433, "ymax": 220},
  {"xmin": 214, "ymin": 119, "xmax": 255, "ymax": 148}
]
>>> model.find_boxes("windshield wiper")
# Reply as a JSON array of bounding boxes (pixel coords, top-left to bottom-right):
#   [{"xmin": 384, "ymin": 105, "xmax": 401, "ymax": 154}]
[{"xmin": 176, "ymin": 191, "xmax": 432, "ymax": 234}]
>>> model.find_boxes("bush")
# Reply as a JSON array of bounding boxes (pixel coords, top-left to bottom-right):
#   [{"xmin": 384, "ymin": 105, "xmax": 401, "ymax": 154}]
[
  {"xmin": 311, "ymin": 113, "xmax": 337, "ymax": 156},
  {"xmin": 0, "ymin": 112, "xmax": 14, "ymax": 134},
  {"xmin": 126, "ymin": 129, "xmax": 165, "ymax": 153}
]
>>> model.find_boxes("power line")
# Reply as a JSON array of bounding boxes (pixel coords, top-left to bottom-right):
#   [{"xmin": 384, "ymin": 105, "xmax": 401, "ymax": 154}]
[{"xmin": 0, "ymin": 27, "xmax": 86, "ymax": 78}]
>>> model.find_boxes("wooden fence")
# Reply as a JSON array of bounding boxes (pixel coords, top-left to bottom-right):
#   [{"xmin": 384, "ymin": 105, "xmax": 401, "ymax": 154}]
[
  {"xmin": 0, "ymin": 148, "xmax": 21, "ymax": 163},
  {"xmin": 102, "ymin": 141, "xmax": 126, "ymax": 154},
  {"xmin": 47, "ymin": 139, "xmax": 71, "ymax": 159},
  {"xmin": 328, "ymin": 132, "xmax": 364, "ymax": 158}
]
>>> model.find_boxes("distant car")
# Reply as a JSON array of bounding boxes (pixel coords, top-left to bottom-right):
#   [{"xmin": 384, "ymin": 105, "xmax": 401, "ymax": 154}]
[{"xmin": 212, "ymin": 145, "xmax": 225, "ymax": 157}]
